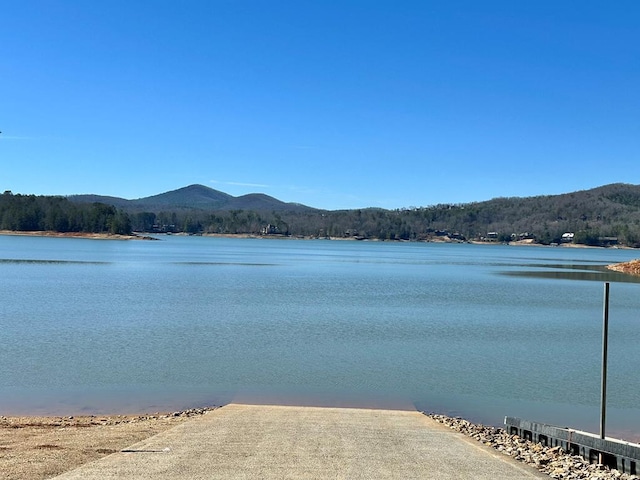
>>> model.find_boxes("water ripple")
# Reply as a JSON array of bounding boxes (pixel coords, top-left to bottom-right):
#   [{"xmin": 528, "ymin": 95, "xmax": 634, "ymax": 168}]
[{"xmin": 0, "ymin": 258, "xmax": 109, "ymax": 265}]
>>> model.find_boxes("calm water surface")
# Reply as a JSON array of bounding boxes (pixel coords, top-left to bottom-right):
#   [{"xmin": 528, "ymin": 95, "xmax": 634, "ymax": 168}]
[{"xmin": 1, "ymin": 235, "xmax": 639, "ymax": 440}]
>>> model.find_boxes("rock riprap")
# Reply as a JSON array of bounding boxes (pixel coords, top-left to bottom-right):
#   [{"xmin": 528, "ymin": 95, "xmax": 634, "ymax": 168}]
[{"xmin": 425, "ymin": 413, "xmax": 639, "ymax": 479}]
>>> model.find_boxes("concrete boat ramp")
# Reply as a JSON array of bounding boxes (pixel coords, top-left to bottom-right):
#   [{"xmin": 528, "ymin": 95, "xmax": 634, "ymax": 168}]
[{"xmin": 54, "ymin": 403, "xmax": 547, "ymax": 479}]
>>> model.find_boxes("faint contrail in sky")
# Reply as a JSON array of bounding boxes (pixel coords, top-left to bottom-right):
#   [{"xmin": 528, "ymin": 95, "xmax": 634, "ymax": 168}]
[{"xmin": 0, "ymin": 135, "xmax": 34, "ymax": 140}]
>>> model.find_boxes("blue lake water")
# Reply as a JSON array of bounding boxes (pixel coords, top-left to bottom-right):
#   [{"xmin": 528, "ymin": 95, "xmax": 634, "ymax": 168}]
[{"xmin": 1, "ymin": 235, "xmax": 640, "ymax": 440}]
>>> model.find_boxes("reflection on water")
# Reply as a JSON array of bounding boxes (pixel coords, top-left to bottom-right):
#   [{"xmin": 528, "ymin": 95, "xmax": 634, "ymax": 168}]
[
  {"xmin": 502, "ymin": 264, "xmax": 640, "ymax": 283},
  {"xmin": 0, "ymin": 258, "xmax": 108, "ymax": 265},
  {"xmin": 1, "ymin": 235, "xmax": 640, "ymax": 441},
  {"xmin": 173, "ymin": 262, "xmax": 278, "ymax": 267}
]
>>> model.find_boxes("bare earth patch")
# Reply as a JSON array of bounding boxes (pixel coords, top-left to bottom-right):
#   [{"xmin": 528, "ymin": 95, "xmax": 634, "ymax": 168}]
[
  {"xmin": 0, "ymin": 230, "xmax": 153, "ymax": 240},
  {"xmin": 607, "ymin": 259, "xmax": 640, "ymax": 276},
  {"xmin": 0, "ymin": 408, "xmax": 214, "ymax": 480}
]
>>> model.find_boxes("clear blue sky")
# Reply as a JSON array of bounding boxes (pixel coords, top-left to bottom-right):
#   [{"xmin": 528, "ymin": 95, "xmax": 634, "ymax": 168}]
[{"xmin": 1, "ymin": 1, "xmax": 639, "ymax": 210}]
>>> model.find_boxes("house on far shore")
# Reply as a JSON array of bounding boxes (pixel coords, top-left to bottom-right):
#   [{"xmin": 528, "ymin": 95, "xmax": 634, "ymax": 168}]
[
  {"xmin": 486, "ymin": 232, "xmax": 499, "ymax": 240},
  {"xmin": 561, "ymin": 232, "xmax": 575, "ymax": 242},
  {"xmin": 598, "ymin": 236, "xmax": 619, "ymax": 246},
  {"xmin": 261, "ymin": 224, "xmax": 279, "ymax": 235}
]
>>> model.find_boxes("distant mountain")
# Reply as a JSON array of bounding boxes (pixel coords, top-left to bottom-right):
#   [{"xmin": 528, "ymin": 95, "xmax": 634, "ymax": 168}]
[
  {"xmin": 130, "ymin": 184, "xmax": 233, "ymax": 210},
  {"xmin": 231, "ymin": 193, "xmax": 310, "ymax": 211},
  {"xmin": 65, "ymin": 194, "xmax": 132, "ymax": 209},
  {"xmin": 68, "ymin": 184, "xmax": 317, "ymax": 213},
  {"xmin": 7, "ymin": 182, "xmax": 640, "ymax": 246}
]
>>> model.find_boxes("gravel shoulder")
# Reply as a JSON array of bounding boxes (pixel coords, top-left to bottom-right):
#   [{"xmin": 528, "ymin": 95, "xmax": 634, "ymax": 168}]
[{"xmin": 425, "ymin": 413, "xmax": 640, "ymax": 480}]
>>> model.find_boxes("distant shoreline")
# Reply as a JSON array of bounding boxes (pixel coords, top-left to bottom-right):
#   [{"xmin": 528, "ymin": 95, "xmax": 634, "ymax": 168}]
[
  {"xmin": 1, "ymin": 230, "xmax": 638, "ymax": 251},
  {"xmin": 469, "ymin": 238, "xmax": 638, "ymax": 250},
  {"xmin": 0, "ymin": 230, "xmax": 155, "ymax": 240}
]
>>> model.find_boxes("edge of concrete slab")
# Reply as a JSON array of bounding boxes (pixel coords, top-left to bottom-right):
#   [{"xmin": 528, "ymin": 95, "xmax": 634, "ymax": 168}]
[{"xmin": 53, "ymin": 403, "xmax": 550, "ymax": 479}]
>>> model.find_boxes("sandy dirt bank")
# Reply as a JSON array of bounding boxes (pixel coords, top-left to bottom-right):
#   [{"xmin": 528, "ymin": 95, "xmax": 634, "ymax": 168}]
[
  {"xmin": 607, "ymin": 259, "xmax": 640, "ymax": 276},
  {"xmin": 0, "ymin": 409, "xmax": 214, "ymax": 480},
  {"xmin": 0, "ymin": 230, "xmax": 154, "ymax": 240}
]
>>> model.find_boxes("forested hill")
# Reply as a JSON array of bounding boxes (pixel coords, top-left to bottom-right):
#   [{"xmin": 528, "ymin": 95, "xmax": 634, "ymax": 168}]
[
  {"xmin": 68, "ymin": 184, "xmax": 314, "ymax": 212},
  {"xmin": 3, "ymin": 183, "xmax": 640, "ymax": 247},
  {"xmin": 309, "ymin": 182, "xmax": 640, "ymax": 246},
  {"xmin": 415, "ymin": 183, "xmax": 640, "ymax": 246},
  {"xmin": 0, "ymin": 192, "xmax": 132, "ymax": 235}
]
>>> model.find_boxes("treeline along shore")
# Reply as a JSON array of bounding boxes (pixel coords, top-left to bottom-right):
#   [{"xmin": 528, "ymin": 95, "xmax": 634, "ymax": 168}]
[
  {"xmin": 3, "ymin": 182, "xmax": 640, "ymax": 247},
  {"xmin": 0, "ymin": 191, "xmax": 131, "ymax": 235}
]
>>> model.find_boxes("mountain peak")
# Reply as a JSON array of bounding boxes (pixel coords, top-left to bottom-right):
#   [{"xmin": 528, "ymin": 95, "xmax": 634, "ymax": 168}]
[
  {"xmin": 69, "ymin": 185, "xmax": 317, "ymax": 212},
  {"xmin": 129, "ymin": 184, "xmax": 233, "ymax": 209}
]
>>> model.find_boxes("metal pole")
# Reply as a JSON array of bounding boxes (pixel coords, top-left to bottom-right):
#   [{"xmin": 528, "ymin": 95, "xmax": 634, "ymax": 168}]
[{"xmin": 600, "ymin": 282, "xmax": 610, "ymax": 440}]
